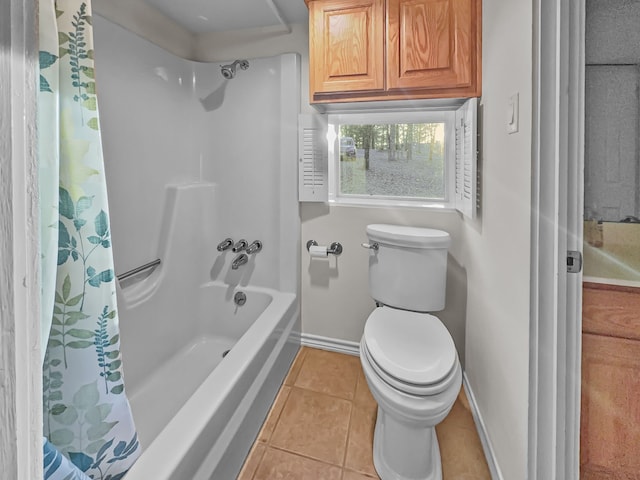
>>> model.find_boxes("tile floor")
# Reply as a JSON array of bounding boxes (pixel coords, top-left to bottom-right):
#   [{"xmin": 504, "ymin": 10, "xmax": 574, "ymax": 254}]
[{"xmin": 238, "ymin": 347, "xmax": 492, "ymax": 480}]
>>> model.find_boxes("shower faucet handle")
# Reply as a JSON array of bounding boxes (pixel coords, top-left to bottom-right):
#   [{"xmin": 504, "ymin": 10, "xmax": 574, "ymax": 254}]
[
  {"xmin": 217, "ymin": 238, "xmax": 234, "ymax": 252},
  {"xmin": 232, "ymin": 239, "xmax": 248, "ymax": 253},
  {"xmin": 246, "ymin": 240, "xmax": 263, "ymax": 255}
]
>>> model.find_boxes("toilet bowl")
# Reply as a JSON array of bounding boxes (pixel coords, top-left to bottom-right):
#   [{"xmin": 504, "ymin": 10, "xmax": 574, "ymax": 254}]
[
  {"xmin": 360, "ymin": 224, "xmax": 461, "ymax": 480},
  {"xmin": 360, "ymin": 307, "xmax": 461, "ymax": 480}
]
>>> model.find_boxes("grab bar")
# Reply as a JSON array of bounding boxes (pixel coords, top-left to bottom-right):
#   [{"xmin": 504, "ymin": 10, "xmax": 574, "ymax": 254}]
[{"xmin": 117, "ymin": 259, "xmax": 161, "ymax": 282}]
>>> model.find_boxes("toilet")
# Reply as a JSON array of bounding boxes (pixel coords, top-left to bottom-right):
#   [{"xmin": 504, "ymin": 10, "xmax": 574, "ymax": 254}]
[{"xmin": 360, "ymin": 224, "xmax": 462, "ymax": 480}]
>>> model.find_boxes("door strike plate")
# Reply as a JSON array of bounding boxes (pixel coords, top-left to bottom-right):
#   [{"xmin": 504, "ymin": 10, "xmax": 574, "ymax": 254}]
[{"xmin": 567, "ymin": 250, "xmax": 582, "ymax": 274}]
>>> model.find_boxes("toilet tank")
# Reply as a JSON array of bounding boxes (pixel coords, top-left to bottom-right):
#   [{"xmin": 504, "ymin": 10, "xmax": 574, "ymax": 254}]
[{"xmin": 366, "ymin": 224, "xmax": 451, "ymax": 312}]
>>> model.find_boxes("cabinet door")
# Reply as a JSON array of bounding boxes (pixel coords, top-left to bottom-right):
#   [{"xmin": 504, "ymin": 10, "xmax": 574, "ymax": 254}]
[
  {"xmin": 309, "ymin": 0, "xmax": 384, "ymax": 96},
  {"xmin": 387, "ymin": 0, "xmax": 480, "ymax": 93},
  {"xmin": 581, "ymin": 333, "xmax": 640, "ymax": 478}
]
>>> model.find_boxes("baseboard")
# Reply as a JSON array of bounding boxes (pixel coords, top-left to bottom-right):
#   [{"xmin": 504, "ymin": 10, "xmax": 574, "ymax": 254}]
[
  {"xmin": 300, "ymin": 333, "xmax": 360, "ymax": 356},
  {"xmin": 463, "ymin": 372, "xmax": 504, "ymax": 480}
]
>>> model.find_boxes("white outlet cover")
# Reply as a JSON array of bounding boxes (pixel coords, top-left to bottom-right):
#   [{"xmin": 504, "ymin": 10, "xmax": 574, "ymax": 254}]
[{"xmin": 507, "ymin": 92, "xmax": 519, "ymax": 134}]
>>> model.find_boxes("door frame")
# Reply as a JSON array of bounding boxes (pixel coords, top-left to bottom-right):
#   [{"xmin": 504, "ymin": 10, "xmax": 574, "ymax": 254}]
[
  {"xmin": 529, "ymin": 1, "xmax": 584, "ymax": 479},
  {"xmin": 0, "ymin": 0, "xmax": 42, "ymax": 478}
]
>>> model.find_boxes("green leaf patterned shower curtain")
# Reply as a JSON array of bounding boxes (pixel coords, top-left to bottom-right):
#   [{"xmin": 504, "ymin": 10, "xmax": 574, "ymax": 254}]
[{"xmin": 39, "ymin": 1, "xmax": 141, "ymax": 478}]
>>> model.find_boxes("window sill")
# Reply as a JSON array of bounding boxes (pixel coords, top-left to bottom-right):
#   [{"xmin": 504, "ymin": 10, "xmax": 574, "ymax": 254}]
[{"xmin": 328, "ymin": 197, "xmax": 458, "ymax": 212}]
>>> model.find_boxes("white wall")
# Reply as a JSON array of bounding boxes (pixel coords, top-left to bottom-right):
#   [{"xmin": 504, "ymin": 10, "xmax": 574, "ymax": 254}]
[
  {"xmin": 460, "ymin": 0, "xmax": 533, "ymax": 478},
  {"xmin": 94, "ymin": 0, "xmax": 312, "ymax": 114},
  {"xmin": 94, "ymin": 15, "xmax": 300, "ymax": 293},
  {"xmin": 194, "ymin": 23, "xmax": 311, "ymax": 115},
  {"xmin": 193, "ymin": 54, "xmax": 300, "ymax": 291},
  {"xmin": 93, "ymin": 15, "xmax": 202, "ymax": 275},
  {"xmin": 301, "ymin": 205, "xmax": 468, "ymax": 362},
  {"xmin": 93, "ymin": 0, "xmax": 195, "ymax": 59},
  {"xmin": 194, "ymin": 24, "xmax": 309, "ymax": 63}
]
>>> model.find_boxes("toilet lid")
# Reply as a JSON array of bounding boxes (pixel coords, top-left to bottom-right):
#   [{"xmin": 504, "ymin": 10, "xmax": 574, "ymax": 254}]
[{"xmin": 364, "ymin": 308, "xmax": 457, "ymax": 386}]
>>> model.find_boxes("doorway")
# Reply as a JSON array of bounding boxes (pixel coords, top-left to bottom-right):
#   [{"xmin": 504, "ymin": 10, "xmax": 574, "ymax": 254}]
[{"xmin": 580, "ymin": 1, "xmax": 640, "ymax": 478}]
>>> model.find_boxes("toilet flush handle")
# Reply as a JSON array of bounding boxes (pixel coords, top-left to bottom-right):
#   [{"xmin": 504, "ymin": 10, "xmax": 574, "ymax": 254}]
[{"xmin": 361, "ymin": 242, "xmax": 379, "ymax": 251}]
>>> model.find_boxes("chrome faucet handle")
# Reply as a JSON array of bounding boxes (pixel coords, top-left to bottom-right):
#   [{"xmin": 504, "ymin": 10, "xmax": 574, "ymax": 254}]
[
  {"xmin": 246, "ymin": 240, "xmax": 262, "ymax": 254},
  {"xmin": 232, "ymin": 239, "xmax": 248, "ymax": 253},
  {"xmin": 217, "ymin": 238, "xmax": 234, "ymax": 252}
]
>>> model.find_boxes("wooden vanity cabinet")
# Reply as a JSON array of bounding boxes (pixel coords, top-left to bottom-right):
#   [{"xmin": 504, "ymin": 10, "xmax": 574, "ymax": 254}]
[
  {"xmin": 306, "ymin": 0, "xmax": 481, "ymax": 104},
  {"xmin": 581, "ymin": 284, "xmax": 640, "ymax": 478}
]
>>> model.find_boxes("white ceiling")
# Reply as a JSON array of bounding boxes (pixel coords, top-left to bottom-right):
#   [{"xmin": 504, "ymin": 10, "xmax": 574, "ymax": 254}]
[{"xmin": 144, "ymin": 0, "xmax": 309, "ymax": 34}]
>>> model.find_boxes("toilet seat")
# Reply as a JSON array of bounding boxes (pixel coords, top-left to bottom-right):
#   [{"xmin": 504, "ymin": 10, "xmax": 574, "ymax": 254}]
[{"xmin": 363, "ymin": 308, "xmax": 458, "ymax": 396}]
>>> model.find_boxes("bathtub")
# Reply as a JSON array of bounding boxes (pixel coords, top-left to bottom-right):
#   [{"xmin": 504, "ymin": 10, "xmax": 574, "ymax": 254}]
[{"xmin": 120, "ymin": 280, "xmax": 299, "ymax": 480}]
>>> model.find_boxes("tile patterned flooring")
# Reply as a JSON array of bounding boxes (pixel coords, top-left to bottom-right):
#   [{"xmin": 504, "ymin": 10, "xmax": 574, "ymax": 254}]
[{"xmin": 238, "ymin": 347, "xmax": 492, "ymax": 480}]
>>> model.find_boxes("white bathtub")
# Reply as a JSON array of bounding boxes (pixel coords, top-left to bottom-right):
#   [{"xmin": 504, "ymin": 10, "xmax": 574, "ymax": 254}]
[{"xmin": 120, "ymin": 280, "xmax": 299, "ymax": 479}]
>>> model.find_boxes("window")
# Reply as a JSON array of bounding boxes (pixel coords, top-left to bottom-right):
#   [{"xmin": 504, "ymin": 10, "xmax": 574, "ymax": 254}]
[
  {"xmin": 328, "ymin": 111, "xmax": 454, "ymax": 207},
  {"xmin": 298, "ymin": 99, "xmax": 477, "ymax": 217}
]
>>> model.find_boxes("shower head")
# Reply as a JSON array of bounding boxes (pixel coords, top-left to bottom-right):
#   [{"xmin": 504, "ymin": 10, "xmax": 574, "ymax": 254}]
[{"xmin": 220, "ymin": 59, "xmax": 250, "ymax": 80}]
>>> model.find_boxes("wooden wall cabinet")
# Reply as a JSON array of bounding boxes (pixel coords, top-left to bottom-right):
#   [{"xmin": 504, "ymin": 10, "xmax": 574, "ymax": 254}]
[
  {"xmin": 306, "ymin": 0, "xmax": 482, "ymax": 104},
  {"xmin": 308, "ymin": 0, "xmax": 385, "ymax": 94}
]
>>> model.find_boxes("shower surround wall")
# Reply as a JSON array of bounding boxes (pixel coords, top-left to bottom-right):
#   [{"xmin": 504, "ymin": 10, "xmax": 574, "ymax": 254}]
[
  {"xmin": 93, "ymin": 15, "xmax": 299, "ymax": 293},
  {"xmin": 92, "ymin": 12, "xmax": 300, "ymax": 478}
]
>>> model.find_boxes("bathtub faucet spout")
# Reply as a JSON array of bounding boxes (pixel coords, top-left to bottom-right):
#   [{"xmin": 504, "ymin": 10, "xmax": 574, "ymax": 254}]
[{"xmin": 231, "ymin": 253, "xmax": 249, "ymax": 270}]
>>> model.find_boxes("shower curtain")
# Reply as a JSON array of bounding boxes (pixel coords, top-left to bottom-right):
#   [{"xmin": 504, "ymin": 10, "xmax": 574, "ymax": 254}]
[{"xmin": 39, "ymin": 1, "xmax": 140, "ymax": 478}]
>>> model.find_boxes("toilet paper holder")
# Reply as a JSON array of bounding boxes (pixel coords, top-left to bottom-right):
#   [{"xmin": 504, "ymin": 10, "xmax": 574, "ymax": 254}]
[{"xmin": 306, "ymin": 240, "xmax": 343, "ymax": 256}]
